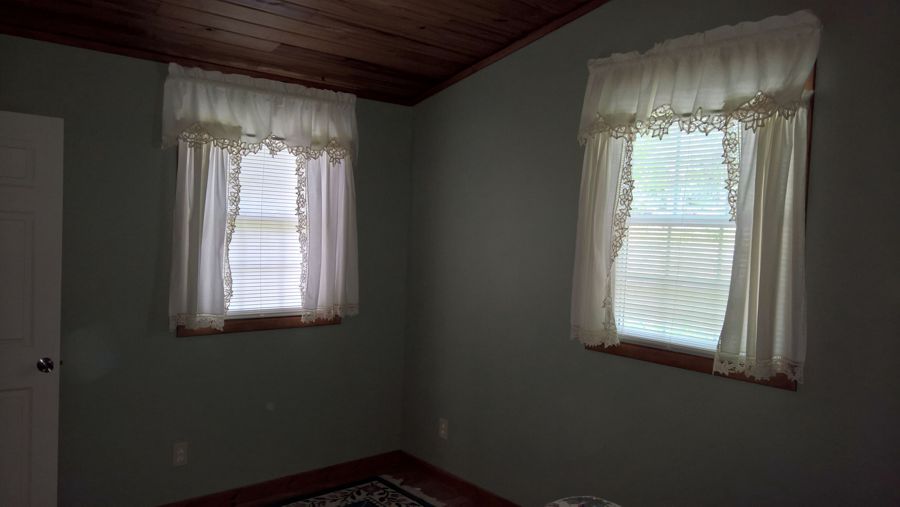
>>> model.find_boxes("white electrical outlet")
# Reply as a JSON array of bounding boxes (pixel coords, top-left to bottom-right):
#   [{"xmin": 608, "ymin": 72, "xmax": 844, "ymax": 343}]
[
  {"xmin": 438, "ymin": 418, "xmax": 449, "ymax": 440},
  {"xmin": 173, "ymin": 441, "xmax": 189, "ymax": 467}
]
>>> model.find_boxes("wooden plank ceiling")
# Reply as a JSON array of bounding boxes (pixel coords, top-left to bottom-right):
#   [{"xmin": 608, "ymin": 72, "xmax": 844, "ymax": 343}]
[{"xmin": 0, "ymin": 0, "xmax": 607, "ymax": 104}]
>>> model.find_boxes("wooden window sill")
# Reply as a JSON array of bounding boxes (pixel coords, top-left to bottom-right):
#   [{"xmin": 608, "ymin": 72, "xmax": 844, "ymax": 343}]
[
  {"xmin": 585, "ymin": 342, "xmax": 797, "ymax": 391},
  {"xmin": 176, "ymin": 315, "xmax": 340, "ymax": 337}
]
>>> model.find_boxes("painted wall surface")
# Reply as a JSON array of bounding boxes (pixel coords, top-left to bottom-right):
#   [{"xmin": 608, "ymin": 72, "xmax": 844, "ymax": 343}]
[
  {"xmin": 3, "ymin": 0, "xmax": 900, "ymax": 504},
  {"xmin": 404, "ymin": 0, "xmax": 900, "ymax": 505},
  {"xmin": 0, "ymin": 35, "xmax": 412, "ymax": 506}
]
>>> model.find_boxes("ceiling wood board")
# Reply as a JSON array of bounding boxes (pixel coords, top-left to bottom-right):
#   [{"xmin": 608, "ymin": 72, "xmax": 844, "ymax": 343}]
[{"xmin": 0, "ymin": 0, "xmax": 610, "ymax": 104}]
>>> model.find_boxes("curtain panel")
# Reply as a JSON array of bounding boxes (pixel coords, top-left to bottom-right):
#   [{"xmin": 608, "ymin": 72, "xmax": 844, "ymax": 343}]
[
  {"xmin": 168, "ymin": 141, "xmax": 229, "ymax": 329},
  {"xmin": 165, "ymin": 64, "xmax": 359, "ymax": 331},
  {"xmin": 572, "ymin": 11, "xmax": 820, "ymax": 382}
]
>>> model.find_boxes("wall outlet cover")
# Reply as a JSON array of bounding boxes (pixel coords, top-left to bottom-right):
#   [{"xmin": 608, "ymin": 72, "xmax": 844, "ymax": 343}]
[
  {"xmin": 173, "ymin": 441, "xmax": 189, "ymax": 467},
  {"xmin": 438, "ymin": 418, "xmax": 449, "ymax": 440}
]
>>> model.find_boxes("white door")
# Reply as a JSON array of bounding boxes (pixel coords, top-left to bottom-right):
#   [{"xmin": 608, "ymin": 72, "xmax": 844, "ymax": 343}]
[{"xmin": 0, "ymin": 111, "xmax": 63, "ymax": 507}]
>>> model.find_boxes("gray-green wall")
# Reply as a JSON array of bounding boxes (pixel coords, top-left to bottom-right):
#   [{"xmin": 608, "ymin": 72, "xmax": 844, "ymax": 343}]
[
  {"xmin": 404, "ymin": 0, "xmax": 900, "ymax": 505},
  {"xmin": 3, "ymin": 0, "xmax": 900, "ymax": 504},
  {"xmin": 0, "ymin": 35, "xmax": 412, "ymax": 506}
]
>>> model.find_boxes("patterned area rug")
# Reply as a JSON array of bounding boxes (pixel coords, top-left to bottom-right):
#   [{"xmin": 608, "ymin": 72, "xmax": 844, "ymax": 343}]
[{"xmin": 273, "ymin": 476, "xmax": 439, "ymax": 507}]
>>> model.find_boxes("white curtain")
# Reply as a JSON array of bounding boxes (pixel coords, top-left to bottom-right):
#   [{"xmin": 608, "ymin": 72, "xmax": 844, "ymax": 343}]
[
  {"xmin": 715, "ymin": 110, "xmax": 808, "ymax": 381},
  {"xmin": 572, "ymin": 11, "xmax": 820, "ymax": 381},
  {"xmin": 164, "ymin": 64, "xmax": 359, "ymax": 330},
  {"xmin": 577, "ymin": 11, "xmax": 821, "ymax": 140},
  {"xmin": 304, "ymin": 155, "xmax": 359, "ymax": 319},
  {"xmin": 169, "ymin": 141, "xmax": 229, "ymax": 329},
  {"xmin": 571, "ymin": 134, "xmax": 627, "ymax": 347},
  {"xmin": 162, "ymin": 64, "xmax": 357, "ymax": 153}
]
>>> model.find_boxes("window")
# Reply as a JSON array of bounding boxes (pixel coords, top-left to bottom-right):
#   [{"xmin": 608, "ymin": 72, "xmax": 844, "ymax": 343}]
[
  {"xmin": 614, "ymin": 125, "xmax": 736, "ymax": 355},
  {"xmin": 165, "ymin": 64, "xmax": 359, "ymax": 337},
  {"xmin": 572, "ymin": 11, "xmax": 819, "ymax": 389},
  {"xmin": 228, "ymin": 149, "xmax": 305, "ymax": 318}
]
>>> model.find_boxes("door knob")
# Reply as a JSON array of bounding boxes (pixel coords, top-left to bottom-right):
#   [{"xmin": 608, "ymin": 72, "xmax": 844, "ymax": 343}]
[{"xmin": 36, "ymin": 357, "xmax": 54, "ymax": 373}]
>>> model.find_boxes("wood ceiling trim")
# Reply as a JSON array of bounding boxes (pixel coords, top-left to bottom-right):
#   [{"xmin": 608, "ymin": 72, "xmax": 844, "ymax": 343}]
[
  {"xmin": 172, "ymin": 0, "xmax": 481, "ymax": 65},
  {"xmin": 157, "ymin": 0, "xmax": 468, "ymax": 77},
  {"xmin": 2, "ymin": 0, "xmax": 433, "ymax": 98},
  {"xmin": 224, "ymin": 0, "xmax": 488, "ymax": 58},
  {"xmin": 416, "ymin": 0, "xmax": 612, "ymax": 102},
  {"xmin": 387, "ymin": 0, "xmax": 537, "ymax": 35},
  {"xmin": 237, "ymin": 0, "xmax": 505, "ymax": 55},
  {"xmin": 280, "ymin": 0, "xmax": 514, "ymax": 47},
  {"xmin": 70, "ymin": 0, "xmax": 431, "ymax": 83}
]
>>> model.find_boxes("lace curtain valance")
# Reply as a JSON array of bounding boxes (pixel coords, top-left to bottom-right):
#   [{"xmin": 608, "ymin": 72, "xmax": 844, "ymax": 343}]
[
  {"xmin": 162, "ymin": 63, "xmax": 357, "ymax": 155},
  {"xmin": 578, "ymin": 10, "xmax": 821, "ymax": 142}
]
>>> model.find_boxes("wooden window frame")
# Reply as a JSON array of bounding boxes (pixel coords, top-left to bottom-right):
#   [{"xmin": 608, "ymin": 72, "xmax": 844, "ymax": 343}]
[
  {"xmin": 586, "ymin": 342, "xmax": 797, "ymax": 391},
  {"xmin": 586, "ymin": 70, "xmax": 816, "ymax": 393},
  {"xmin": 176, "ymin": 315, "xmax": 340, "ymax": 337}
]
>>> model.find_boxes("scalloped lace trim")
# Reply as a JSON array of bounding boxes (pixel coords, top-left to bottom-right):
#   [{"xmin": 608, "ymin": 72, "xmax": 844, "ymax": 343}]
[
  {"xmin": 573, "ymin": 273, "xmax": 619, "ymax": 347},
  {"xmin": 224, "ymin": 150, "xmax": 241, "ymax": 310},
  {"xmin": 713, "ymin": 353, "xmax": 804, "ymax": 383},
  {"xmin": 177, "ymin": 124, "xmax": 350, "ymax": 161},
  {"xmin": 298, "ymin": 304, "xmax": 359, "ymax": 323},
  {"xmin": 722, "ymin": 121, "xmax": 741, "ymax": 220},
  {"xmin": 572, "ymin": 326, "xmax": 619, "ymax": 347},
  {"xmin": 171, "ymin": 313, "xmax": 225, "ymax": 331},
  {"xmin": 611, "ymin": 138, "xmax": 635, "ymax": 263},
  {"xmin": 581, "ymin": 93, "xmax": 798, "ymax": 225},
  {"xmin": 579, "ymin": 91, "xmax": 800, "ymax": 143},
  {"xmin": 295, "ymin": 157, "xmax": 310, "ymax": 300}
]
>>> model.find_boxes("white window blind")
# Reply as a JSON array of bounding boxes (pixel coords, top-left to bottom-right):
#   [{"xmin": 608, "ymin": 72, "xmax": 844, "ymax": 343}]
[
  {"xmin": 614, "ymin": 124, "xmax": 737, "ymax": 354},
  {"xmin": 228, "ymin": 149, "xmax": 304, "ymax": 317}
]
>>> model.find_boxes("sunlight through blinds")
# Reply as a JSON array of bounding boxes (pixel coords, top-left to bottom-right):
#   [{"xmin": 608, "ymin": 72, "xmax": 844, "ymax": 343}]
[
  {"xmin": 614, "ymin": 124, "xmax": 737, "ymax": 353},
  {"xmin": 228, "ymin": 149, "xmax": 305, "ymax": 317}
]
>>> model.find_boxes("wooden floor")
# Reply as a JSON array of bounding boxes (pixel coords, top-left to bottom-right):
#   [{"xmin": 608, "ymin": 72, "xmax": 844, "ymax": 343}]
[{"xmin": 162, "ymin": 451, "xmax": 517, "ymax": 507}]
